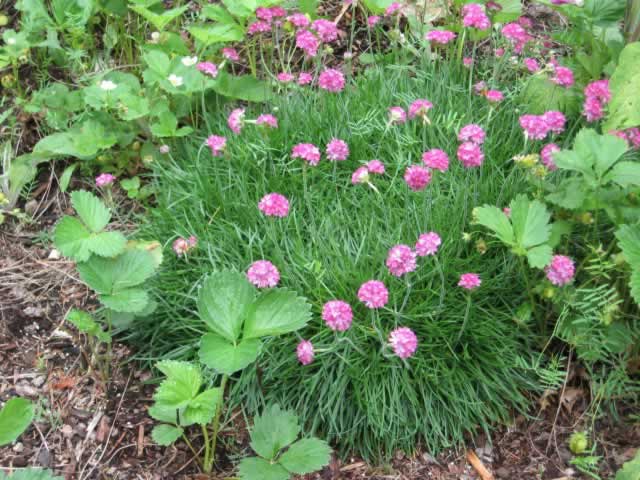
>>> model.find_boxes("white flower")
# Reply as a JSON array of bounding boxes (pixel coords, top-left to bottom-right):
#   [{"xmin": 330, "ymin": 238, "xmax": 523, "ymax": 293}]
[
  {"xmin": 150, "ymin": 31, "xmax": 160, "ymax": 43},
  {"xmin": 7, "ymin": 37, "xmax": 16, "ymax": 45},
  {"xmin": 99, "ymin": 80, "xmax": 118, "ymax": 91},
  {"xmin": 168, "ymin": 74, "xmax": 183, "ymax": 87},
  {"xmin": 181, "ymin": 56, "xmax": 198, "ymax": 66}
]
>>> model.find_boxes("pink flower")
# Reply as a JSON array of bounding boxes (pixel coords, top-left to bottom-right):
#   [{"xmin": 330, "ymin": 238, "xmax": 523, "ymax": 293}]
[
  {"xmin": 367, "ymin": 159, "xmax": 385, "ymax": 174},
  {"xmin": 312, "ymin": 19, "xmax": 339, "ymax": 42},
  {"xmin": 368, "ymin": 15, "xmax": 381, "ymax": 27},
  {"xmin": 322, "ymin": 300, "xmax": 353, "ymax": 331},
  {"xmin": 351, "ymin": 166, "xmax": 370, "ymax": 185},
  {"xmin": 458, "ymin": 273, "xmax": 481, "ymax": 290},
  {"xmin": 551, "ymin": 66, "xmax": 574, "ymax": 87},
  {"xmin": 296, "ymin": 29, "xmax": 319, "ymax": 57},
  {"xmin": 269, "ymin": 6, "xmax": 286, "ymax": 18},
  {"xmin": 503, "ymin": 207, "xmax": 511, "ymax": 217},
  {"xmin": 256, "ymin": 7, "xmax": 274, "ymax": 22},
  {"xmin": 584, "ymin": 80, "xmax": 611, "ymax": 103},
  {"xmin": 222, "ymin": 47, "xmax": 239, "ymax": 61},
  {"xmin": 95, "ymin": 173, "xmax": 115, "ymax": 187},
  {"xmin": 386, "ymin": 244, "xmax": 417, "ymax": 277},
  {"xmin": 159, "ymin": 145, "xmax": 170, "ymax": 154},
  {"xmin": 247, "ymin": 21, "xmax": 271, "ymax": 35},
  {"xmin": 292, "ymin": 143, "xmax": 321, "ymax": 165},
  {"xmin": 287, "ymin": 13, "xmax": 310, "ymax": 28},
  {"xmin": 583, "ymin": 96, "xmax": 604, "ymax": 122},
  {"xmin": 228, "ymin": 108, "xmax": 245, "ymax": 134},
  {"xmin": 388, "ymin": 106, "xmax": 407, "ymax": 124},
  {"xmin": 519, "ymin": 114, "xmax": 548, "ymax": 140},
  {"xmin": 385, "ymin": 2, "xmax": 402, "ymax": 16},
  {"xmin": 408, "ymin": 99, "xmax": 433, "ymax": 120},
  {"xmin": 485, "ymin": 90, "xmax": 504, "ymax": 103},
  {"xmin": 173, "ymin": 238, "xmax": 191, "ymax": 256},
  {"xmin": 518, "ymin": 15, "xmax": 533, "ymax": 29},
  {"xmin": 197, "ymin": 61, "xmax": 218, "ymax": 78},
  {"xmin": 502, "ymin": 22, "xmax": 530, "ymax": 46},
  {"xmin": 258, "ymin": 193, "xmax": 290, "ymax": 217},
  {"xmin": 524, "ymin": 57, "xmax": 540, "ymax": 73},
  {"xmin": 627, "ymin": 128, "xmax": 640, "ymax": 149},
  {"xmin": 298, "ymin": 72, "xmax": 313, "ymax": 85},
  {"xmin": 542, "ymin": 110, "xmax": 566, "ymax": 134},
  {"xmin": 462, "ymin": 4, "xmax": 490, "ymax": 30},
  {"xmin": 326, "ymin": 138, "xmax": 349, "ymax": 161},
  {"xmin": 256, "ymin": 114, "xmax": 278, "ymax": 129},
  {"xmin": 206, "ymin": 135, "xmax": 227, "ymax": 156},
  {"xmin": 358, "ymin": 280, "xmax": 389, "ymax": 309},
  {"xmin": 422, "ymin": 149, "xmax": 449, "ymax": 172},
  {"xmin": 404, "ymin": 165, "xmax": 432, "ymax": 191},
  {"xmin": 463, "ymin": 57, "xmax": 474, "ymax": 67},
  {"xmin": 457, "ymin": 142, "xmax": 484, "ymax": 168},
  {"xmin": 318, "ymin": 68, "xmax": 345, "ymax": 93},
  {"xmin": 389, "ymin": 327, "xmax": 418, "ymax": 359},
  {"xmin": 247, "ymin": 260, "xmax": 280, "ymax": 288},
  {"xmin": 540, "ymin": 143, "xmax": 560, "ymax": 170},
  {"xmin": 474, "ymin": 81, "xmax": 488, "ymax": 95},
  {"xmin": 296, "ymin": 340, "xmax": 314, "ymax": 365},
  {"xmin": 277, "ymin": 72, "xmax": 295, "ymax": 83},
  {"xmin": 545, "ymin": 255, "xmax": 575, "ymax": 286},
  {"xmin": 458, "ymin": 124, "xmax": 485, "ymax": 144},
  {"xmin": 415, "ymin": 232, "xmax": 441, "ymax": 256},
  {"xmin": 425, "ymin": 30, "xmax": 457, "ymax": 44}
]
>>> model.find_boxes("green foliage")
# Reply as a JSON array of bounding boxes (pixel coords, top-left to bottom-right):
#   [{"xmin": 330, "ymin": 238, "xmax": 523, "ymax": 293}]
[
  {"xmin": 569, "ymin": 431, "xmax": 589, "ymax": 454},
  {"xmin": 0, "ymin": 398, "xmax": 34, "ymax": 446},
  {"xmin": 616, "ymin": 450, "xmax": 640, "ymax": 480},
  {"xmin": 129, "ymin": 4, "xmax": 188, "ymax": 31},
  {"xmin": 615, "ymin": 224, "xmax": 640, "ymax": 305},
  {"xmin": 67, "ymin": 309, "xmax": 111, "ymax": 343},
  {"xmin": 0, "ymin": 469, "xmax": 63, "ymax": 480},
  {"xmin": 603, "ymin": 42, "xmax": 640, "ymax": 132}
]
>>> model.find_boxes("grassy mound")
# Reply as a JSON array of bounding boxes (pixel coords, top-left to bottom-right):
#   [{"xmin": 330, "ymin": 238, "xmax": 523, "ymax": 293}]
[{"xmin": 133, "ymin": 61, "xmax": 548, "ymax": 459}]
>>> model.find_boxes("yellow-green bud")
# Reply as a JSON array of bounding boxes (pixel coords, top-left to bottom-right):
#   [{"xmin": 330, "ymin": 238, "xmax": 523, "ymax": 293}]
[{"xmin": 569, "ymin": 432, "xmax": 588, "ymax": 454}]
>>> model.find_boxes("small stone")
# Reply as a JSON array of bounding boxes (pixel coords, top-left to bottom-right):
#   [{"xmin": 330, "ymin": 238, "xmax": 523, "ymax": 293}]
[
  {"xmin": 48, "ymin": 249, "xmax": 61, "ymax": 260},
  {"xmin": 13, "ymin": 442, "xmax": 24, "ymax": 453}
]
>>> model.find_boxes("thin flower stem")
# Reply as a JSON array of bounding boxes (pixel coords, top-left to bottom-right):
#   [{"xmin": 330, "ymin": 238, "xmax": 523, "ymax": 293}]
[
  {"xmin": 205, "ymin": 374, "xmax": 229, "ymax": 472},
  {"xmin": 456, "ymin": 294, "xmax": 472, "ymax": 342}
]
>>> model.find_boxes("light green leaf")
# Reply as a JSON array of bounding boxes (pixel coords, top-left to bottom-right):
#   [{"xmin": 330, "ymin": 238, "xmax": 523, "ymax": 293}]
[
  {"xmin": 278, "ymin": 438, "xmax": 332, "ymax": 474},
  {"xmin": 603, "ymin": 161, "xmax": 640, "ymax": 187},
  {"xmin": 87, "ymin": 231, "xmax": 127, "ymax": 258},
  {"xmin": 183, "ymin": 388, "xmax": 222, "ymax": 425},
  {"xmin": 250, "ymin": 404, "xmax": 300, "ymax": 460},
  {"xmin": 213, "ymin": 72, "xmax": 272, "ymax": 102},
  {"xmin": 615, "ymin": 224, "xmax": 640, "ymax": 266},
  {"xmin": 198, "ymin": 333, "xmax": 261, "ymax": 375},
  {"xmin": 615, "ymin": 449, "xmax": 640, "ymax": 480},
  {"xmin": 118, "ymin": 94, "xmax": 150, "ymax": 120},
  {"xmin": 548, "ymin": 221, "xmax": 572, "ymax": 248},
  {"xmin": 197, "ymin": 271, "xmax": 256, "ymax": 342},
  {"xmin": 509, "ymin": 195, "xmax": 551, "ymax": 249},
  {"xmin": 154, "ymin": 361, "xmax": 202, "ymax": 410},
  {"xmin": 67, "ymin": 309, "xmax": 111, "ymax": 343},
  {"xmin": 525, "ymin": 244, "xmax": 553, "ymax": 269},
  {"xmin": 129, "ymin": 4, "xmax": 188, "ymax": 31},
  {"xmin": 238, "ymin": 457, "xmax": 290, "ymax": 480},
  {"xmin": 243, "ymin": 289, "xmax": 312, "ymax": 340},
  {"xmin": 572, "ymin": 128, "xmax": 628, "ymax": 177},
  {"xmin": 492, "ymin": 0, "xmax": 522, "ymax": 23},
  {"xmin": 361, "ymin": 0, "xmax": 394, "ymax": 13},
  {"xmin": 188, "ymin": 24, "xmax": 244, "ymax": 46},
  {"xmin": 54, "ymin": 216, "xmax": 92, "ymax": 262},
  {"xmin": 59, "ymin": 163, "xmax": 77, "ymax": 193},
  {"xmin": 603, "ymin": 42, "xmax": 640, "ymax": 131},
  {"xmin": 474, "ymin": 206, "xmax": 514, "ymax": 245},
  {"xmin": 0, "ymin": 398, "xmax": 34, "ymax": 446},
  {"xmin": 77, "ymin": 249, "xmax": 157, "ymax": 294},
  {"xmin": 151, "ymin": 424, "xmax": 183, "ymax": 446},
  {"xmin": 101, "ymin": 288, "xmax": 150, "ymax": 313},
  {"xmin": 148, "ymin": 404, "xmax": 178, "ymax": 424},
  {"xmin": 200, "ymin": 4, "xmax": 237, "ymax": 23},
  {"xmin": 71, "ymin": 190, "xmax": 111, "ymax": 233},
  {"xmin": 546, "ymin": 178, "xmax": 587, "ymax": 210}
]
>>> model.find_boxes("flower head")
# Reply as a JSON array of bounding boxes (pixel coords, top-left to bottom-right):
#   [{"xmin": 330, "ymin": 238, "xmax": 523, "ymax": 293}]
[
  {"xmin": 463, "ymin": 57, "xmax": 474, "ymax": 67},
  {"xmin": 256, "ymin": 114, "xmax": 278, "ymax": 129},
  {"xmin": 96, "ymin": 173, "xmax": 116, "ymax": 187},
  {"xmin": 99, "ymin": 80, "xmax": 117, "ymax": 91},
  {"xmin": 425, "ymin": 30, "xmax": 457, "ymax": 44},
  {"xmin": 258, "ymin": 193, "xmax": 290, "ymax": 217},
  {"xmin": 312, "ymin": 19, "xmax": 339, "ymax": 42},
  {"xmin": 206, "ymin": 135, "xmax": 227, "ymax": 157},
  {"xmin": 197, "ymin": 61, "xmax": 218, "ymax": 78},
  {"xmin": 388, "ymin": 106, "xmax": 407, "ymax": 124},
  {"xmin": 551, "ymin": 66, "xmax": 574, "ymax": 87},
  {"xmin": 351, "ymin": 166, "xmax": 370, "ymax": 185},
  {"xmin": 458, "ymin": 124, "xmax": 485, "ymax": 144},
  {"xmin": 404, "ymin": 165, "xmax": 432, "ymax": 191},
  {"xmin": 182, "ymin": 56, "xmax": 198, "ymax": 66},
  {"xmin": 386, "ymin": 244, "xmax": 417, "ymax": 277},
  {"xmin": 408, "ymin": 99, "xmax": 433, "ymax": 121},
  {"xmin": 318, "ymin": 68, "xmax": 345, "ymax": 92},
  {"xmin": 247, "ymin": 260, "xmax": 280, "ymax": 288},
  {"xmin": 519, "ymin": 114, "xmax": 548, "ymax": 140},
  {"xmin": 322, "ymin": 300, "xmax": 353, "ymax": 331},
  {"xmin": 485, "ymin": 90, "xmax": 504, "ymax": 103},
  {"xmin": 457, "ymin": 142, "xmax": 484, "ymax": 168},
  {"xmin": 297, "ymin": 340, "xmax": 314, "ymax": 365},
  {"xmin": 389, "ymin": 327, "xmax": 418, "ymax": 359},
  {"xmin": 368, "ymin": 15, "xmax": 381, "ymax": 27},
  {"xmin": 583, "ymin": 96, "xmax": 604, "ymax": 122},
  {"xmin": 358, "ymin": 280, "xmax": 389, "ymax": 308},
  {"xmin": 524, "ymin": 57, "xmax": 541, "ymax": 73},
  {"xmin": 501, "ymin": 22, "xmax": 531, "ymax": 48},
  {"xmin": 248, "ymin": 21, "xmax": 271, "ymax": 35},
  {"xmin": 326, "ymin": 138, "xmax": 349, "ymax": 161},
  {"xmin": 458, "ymin": 273, "xmax": 481, "ymax": 290},
  {"xmin": 545, "ymin": 255, "xmax": 575, "ymax": 286},
  {"xmin": 222, "ymin": 47, "xmax": 240, "ymax": 61},
  {"xmin": 367, "ymin": 159, "xmax": 385, "ymax": 174},
  {"xmin": 159, "ymin": 145, "xmax": 170, "ymax": 154},
  {"xmin": 228, "ymin": 108, "xmax": 245, "ymax": 134},
  {"xmin": 292, "ymin": 143, "xmax": 321, "ymax": 165},
  {"xmin": 540, "ymin": 143, "xmax": 560, "ymax": 171},
  {"xmin": 288, "ymin": 13, "xmax": 311, "ymax": 28},
  {"xmin": 422, "ymin": 149, "xmax": 449, "ymax": 172},
  {"xmin": 296, "ymin": 29, "xmax": 320, "ymax": 57},
  {"xmin": 385, "ymin": 2, "xmax": 402, "ymax": 16},
  {"xmin": 416, "ymin": 232, "xmax": 441, "ymax": 256},
  {"xmin": 168, "ymin": 74, "xmax": 183, "ymax": 87},
  {"xmin": 462, "ymin": 3, "xmax": 490, "ymax": 30},
  {"xmin": 542, "ymin": 110, "xmax": 566, "ymax": 134},
  {"xmin": 298, "ymin": 72, "xmax": 313, "ymax": 85},
  {"xmin": 173, "ymin": 237, "xmax": 197, "ymax": 256}
]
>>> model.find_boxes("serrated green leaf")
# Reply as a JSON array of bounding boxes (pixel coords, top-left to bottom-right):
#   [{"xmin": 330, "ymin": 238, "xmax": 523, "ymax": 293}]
[
  {"xmin": 509, "ymin": 195, "xmax": 551, "ymax": 249},
  {"xmin": 548, "ymin": 221, "xmax": 573, "ymax": 248},
  {"xmin": 183, "ymin": 388, "xmax": 221, "ymax": 425},
  {"xmin": 604, "ymin": 42, "xmax": 640, "ymax": 132},
  {"xmin": 238, "ymin": 457, "xmax": 290, "ymax": 480},
  {"xmin": 615, "ymin": 224, "xmax": 640, "ymax": 266},
  {"xmin": 615, "ymin": 449, "xmax": 640, "ymax": 480},
  {"xmin": 250, "ymin": 404, "xmax": 300, "ymax": 460},
  {"xmin": 54, "ymin": 216, "xmax": 92, "ymax": 262},
  {"xmin": 66, "ymin": 309, "xmax": 111, "ymax": 343},
  {"xmin": 129, "ymin": 4, "xmax": 188, "ymax": 31},
  {"xmin": 603, "ymin": 161, "xmax": 640, "ymax": 187},
  {"xmin": 77, "ymin": 249, "xmax": 157, "ymax": 294},
  {"xmin": 474, "ymin": 206, "xmax": 514, "ymax": 245},
  {"xmin": 198, "ymin": 333, "xmax": 260, "ymax": 374},
  {"xmin": 213, "ymin": 72, "xmax": 272, "ymax": 102},
  {"xmin": 243, "ymin": 289, "xmax": 312, "ymax": 340},
  {"xmin": 526, "ymin": 244, "xmax": 553, "ymax": 269},
  {"xmin": 188, "ymin": 24, "xmax": 244, "ymax": 46},
  {"xmin": 59, "ymin": 163, "xmax": 77, "ymax": 193},
  {"xmin": 546, "ymin": 178, "xmax": 587, "ymax": 210},
  {"xmin": 154, "ymin": 361, "xmax": 202, "ymax": 410},
  {"xmin": 101, "ymin": 288, "xmax": 150, "ymax": 313},
  {"xmin": 151, "ymin": 424, "xmax": 183, "ymax": 446},
  {"xmin": 278, "ymin": 438, "xmax": 332, "ymax": 474},
  {"xmin": 148, "ymin": 404, "xmax": 179, "ymax": 424},
  {"xmin": 0, "ymin": 398, "xmax": 34, "ymax": 446},
  {"xmin": 197, "ymin": 271, "xmax": 256, "ymax": 342},
  {"xmin": 87, "ymin": 231, "xmax": 127, "ymax": 258},
  {"xmin": 71, "ymin": 190, "xmax": 111, "ymax": 233}
]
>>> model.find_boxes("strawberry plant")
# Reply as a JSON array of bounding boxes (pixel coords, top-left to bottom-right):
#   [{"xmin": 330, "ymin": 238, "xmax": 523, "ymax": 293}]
[{"xmin": 0, "ymin": 397, "xmax": 34, "ymax": 446}]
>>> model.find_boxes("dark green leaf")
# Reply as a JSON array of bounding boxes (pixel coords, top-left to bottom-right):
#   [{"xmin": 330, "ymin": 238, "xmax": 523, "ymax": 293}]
[
  {"xmin": 278, "ymin": 438, "xmax": 332, "ymax": 474},
  {"xmin": 250, "ymin": 404, "xmax": 300, "ymax": 460},
  {"xmin": 198, "ymin": 333, "xmax": 261, "ymax": 374},
  {"xmin": 0, "ymin": 398, "xmax": 34, "ymax": 446},
  {"xmin": 238, "ymin": 457, "xmax": 290, "ymax": 480}
]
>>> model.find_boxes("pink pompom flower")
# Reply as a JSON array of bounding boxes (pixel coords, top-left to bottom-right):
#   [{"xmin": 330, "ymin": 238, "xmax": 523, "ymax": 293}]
[
  {"xmin": 222, "ymin": 47, "xmax": 240, "ymax": 61},
  {"xmin": 584, "ymin": 79, "xmax": 611, "ymax": 103},
  {"xmin": 292, "ymin": 143, "xmax": 321, "ymax": 166},
  {"xmin": 277, "ymin": 72, "xmax": 295, "ymax": 83},
  {"xmin": 519, "ymin": 114, "xmax": 548, "ymax": 140},
  {"xmin": 206, "ymin": 135, "xmax": 227, "ymax": 157},
  {"xmin": 247, "ymin": 260, "xmax": 280, "ymax": 288},
  {"xmin": 415, "ymin": 232, "xmax": 441, "ymax": 256},
  {"xmin": 367, "ymin": 159, "xmax": 385, "ymax": 174},
  {"xmin": 298, "ymin": 72, "xmax": 313, "ymax": 85},
  {"xmin": 389, "ymin": 327, "xmax": 418, "ymax": 359},
  {"xmin": 408, "ymin": 99, "xmax": 433, "ymax": 122},
  {"xmin": 326, "ymin": 138, "xmax": 349, "ymax": 161},
  {"xmin": 172, "ymin": 236, "xmax": 197, "ymax": 257},
  {"xmin": 322, "ymin": 300, "xmax": 353, "ymax": 331},
  {"xmin": 96, "ymin": 173, "xmax": 116, "ymax": 188},
  {"xmin": 386, "ymin": 244, "xmax": 417, "ymax": 277},
  {"xmin": 458, "ymin": 124, "xmax": 486, "ymax": 144},
  {"xmin": 385, "ymin": 2, "xmax": 402, "ymax": 16},
  {"xmin": 296, "ymin": 29, "xmax": 320, "ymax": 57},
  {"xmin": 288, "ymin": 13, "xmax": 311, "ymax": 28},
  {"xmin": 551, "ymin": 66, "xmax": 574, "ymax": 88},
  {"xmin": 485, "ymin": 90, "xmax": 504, "ymax": 103},
  {"xmin": 318, "ymin": 68, "xmax": 345, "ymax": 93},
  {"xmin": 296, "ymin": 340, "xmax": 314, "ymax": 365},
  {"xmin": 501, "ymin": 22, "xmax": 531, "ymax": 49},
  {"xmin": 351, "ymin": 166, "xmax": 370, "ymax": 185},
  {"xmin": 247, "ymin": 21, "xmax": 271, "ymax": 35},
  {"xmin": 312, "ymin": 19, "xmax": 339, "ymax": 42},
  {"xmin": 358, "ymin": 280, "xmax": 389, "ymax": 309},
  {"xmin": 368, "ymin": 15, "xmax": 381, "ymax": 27},
  {"xmin": 388, "ymin": 106, "xmax": 407, "ymax": 124},
  {"xmin": 457, "ymin": 142, "xmax": 484, "ymax": 168},
  {"xmin": 524, "ymin": 57, "xmax": 540, "ymax": 73},
  {"xmin": 228, "ymin": 108, "xmax": 245, "ymax": 134},
  {"xmin": 463, "ymin": 57, "xmax": 474, "ymax": 67},
  {"xmin": 404, "ymin": 165, "xmax": 432, "ymax": 191},
  {"xmin": 540, "ymin": 143, "xmax": 560, "ymax": 171},
  {"xmin": 542, "ymin": 110, "xmax": 566, "ymax": 134},
  {"xmin": 458, "ymin": 273, "xmax": 481, "ymax": 290},
  {"xmin": 258, "ymin": 193, "xmax": 290, "ymax": 217},
  {"xmin": 197, "ymin": 62, "xmax": 219, "ymax": 78},
  {"xmin": 256, "ymin": 114, "xmax": 278, "ymax": 129},
  {"xmin": 422, "ymin": 149, "xmax": 449, "ymax": 172},
  {"xmin": 425, "ymin": 30, "xmax": 457, "ymax": 44},
  {"xmin": 545, "ymin": 255, "xmax": 575, "ymax": 286},
  {"xmin": 462, "ymin": 3, "xmax": 490, "ymax": 30}
]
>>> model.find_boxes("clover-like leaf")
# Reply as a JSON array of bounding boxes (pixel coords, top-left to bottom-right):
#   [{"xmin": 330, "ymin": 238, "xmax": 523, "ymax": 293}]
[
  {"xmin": 151, "ymin": 424, "xmax": 183, "ymax": 446},
  {"xmin": 198, "ymin": 333, "xmax": 261, "ymax": 375},
  {"xmin": 71, "ymin": 190, "xmax": 111, "ymax": 233},
  {"xmin": 250, "ymin": 404, "xmax": 301, "ymax": 460},
  {"xmin": 278, "ymin": 438, "xmax": 332, "ymax": 475},
  {"xmin": 243, "ymin": 289, "xmax": 311, "ymax": 340}
]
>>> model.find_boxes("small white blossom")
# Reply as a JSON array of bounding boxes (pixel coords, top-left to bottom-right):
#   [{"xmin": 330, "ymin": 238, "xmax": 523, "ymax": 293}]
[
  {"xmin": 7, "ymin": 37, "xmax": 16, "ymax": 45},
  {"xmin": 181, "ymin": 56, "xmax": 198, "ymax": 66},
  {"xmin": 150, "ymin": 31, "xmax": 160, "ymax": 43},
  {"xmin": 168, "ymin": 74, "xmax": 183, "ymax": 87},
  {"xmin": 99, "ymin": 80, "xmax": 118, "ymax": 91}
]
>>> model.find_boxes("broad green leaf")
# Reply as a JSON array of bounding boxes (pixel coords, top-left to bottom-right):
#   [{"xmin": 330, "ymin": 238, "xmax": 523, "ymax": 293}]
[
  {"xmin": 77, "ymin": 249, "xmax": 157, "ymax": 294},
  {"xmin": 154, "ymin": 361, "xmax": 202, "ymax": 409},
  {"xmin": 101, "ymin": 288, "xmax": 150, "ymax": 313},
  {"xmin": 198, "ymin": 333, "xmax": 261, "ymax": 374},
  {"xmin": 151, "ymin": 424, "xmax": 183, "ymax": 446},
  {"xmin": 118, "ymin": 94, "xmax": 149, "ymax": 120},
  {"xmin": 492, "ymin": 0, "xmax": 522, "ymax": 23},
  {"xmin": 615, "ymin": 224, "xmax": 640, "ymax": 266},
  {"xmin": 616, "ymin": 449, "xmax": 640, "ymax": 480},
  {"xmin": 197, "ymin": 271, "xmax": 256, "ymax": 342},
  {"xmin": 521, "ymin": 76, "xmax": 581, "ymax": 116},
  {"xmin": 361, "ymin": 0, "xmax": 394, "ymax": 13},
  {"xmin": 188, "ymin": 24, "xmax": 244, "ymax": 46},
  {"xmin": 71, "ymin": 190, "xmax": 111, "ymax": 233},
  {"xmin": 120, "ymin": 177, "xmax": 141, "ymax": 192},
  {"xmin": 298, "ymin": 0, "xmax": 319, "ymax": 15},
  {"xmin": 243, "ymin": 289, "xmax": 311, "ymax": 339},
  {"xmin": 604, "ymin": 42, "xmax": 640, "ymax": 131},
  {"xmin": 221, "ymin": 0, "xmax": 256, "ymax": 18},
  {"xmin": 603, "ymin": 161, "xmax": 640, "ymax": 187},
  {"xmin": 0, "ymin": 398, "xmax": 34, "ymax": 446},
  {"xmin": 525, "ymin": 244, "xmax": 553, "ymax": 269},
  {"xmin": 278, "ymin": 438, "xmax": 332, "ymax": 474},
  {"xmin": 67, "ymin": 309, "xmax": 111, "ymax": 343},
  {"xmin": 59, "ymin": 163, "xmax": 77, "ymax": 193},
  {"xmin": 142, "ymin": 50, "xmax": 171, "ymax": 76},
  {"xmin": 148, "ymin": 404, "xmax": 179, "ymax": 424},
  {"xmin": 238, "ymin": 457, "xmax": 290, "ymax": 480},
  {"xmin": 200, "ymin": 4, "xmax": 237, "ymax": 23},
  {"xmin": 129, "ymin": 5, "xmax": 188, "ymax": 31},
  {"xmin": 250, "ymin": 404, "xmax": 300, "ymax": 460},
  {"xmin": 87, "ymin": 231, "xmax": 127, "ymax": 258},
  {"xmin": 583, "ymin": 0, "xmax": 626, "ymax": 26},
  {"xmin": 183, "ymin": 388, "xmax": 221, "ymax": 425},
  {"xmin": 474, "ymin": 206, "xmax": 514, "ymax": 245},
  {"xmin": 54, "ymin": 216, "xmax": 92, "ymax": 262},
  {"xmin": 546, "ymin": 178, "xmax": 587, "ymax": 210},
  {"xmin": 548, "ymin": 221, "xmax": 572, "ymax": 248},
  {"xmin": 580, "ymin": 130, "xmax": 629, "ymax": 177},
  {"xmin": 213, "ymin": 72, "xmax": 272, "ymax": 102},
  {"xmin": 509, "ymin": 195, "xmax": 551, "ymax": 249}
]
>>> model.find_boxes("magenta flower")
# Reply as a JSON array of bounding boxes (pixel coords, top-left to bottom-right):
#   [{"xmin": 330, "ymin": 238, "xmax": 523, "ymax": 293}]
[
  {"xmin": 501, "ymin": 22, "xmax": 530, "ymax": 47},
  {"xmin": 247, "ymin": 260, "xmax": 280, "ymax": 288},
  {"xmin": 422, "ymin": 149, "xmax": 449, "ymax": 172},
  {"xmin": 222, "ymin": 47, "xmax": 240, "ymax": 61},
  {"xmin": 583, "ymin": 96, "xmax": 604, "ymax": 122},
  {"xmin": 545, "ymin": 255, "xmax": 575, "ymax": 286},
  {"xmin": 408, "ymin": 99, "xmax": 433, "ymax": 121},
  {"xmin": 404, "ymin": 165, "xmax": 432, "ymax": 191},
  {"xmin": 172, "ymin": 236, "xmax": 196, "ymax": 257},
  {"xmin": 503, "ymin": 207, "xmax": 511, "ymax": 217},
  {"xmin": 298, "ymin": 72, "xmax": 313, "ymax": 85},
  {"xmin": 368, "ymin": 15, "xmax": 381, "ymax": 27},
  {"xmin": 358, "ymin": 280, "xmax": 389, "ymax": 309},
  {"xmin": 277, "ymin": 72, "xmax": 295, "ymax": 83},
  {"xmin": 296, "ymin": 340, "xmax": 314, "ymax": 365},
  {"xmin": 494, "ymin": 47, "xmax": 506, "ymax": 57},
  {"xmin": 462, "ymin": 3, "xmax": 490, "ymax": 30},
  {"xmin": 247, "ymin": 21, "xmax": 271, "ymax": 35},
  {"xmin": 206, "ymin": 135, "xmax": 227, "ymax": 157},
  {"xmin": 524, "ymin": 57, "xmax": 540, "ymax": 73},
  {"xmin": 95, "ymin": 173, "xmax": 116, "ymax": 187},
  {"xmin": 197, "ymin": 62, "xmax": 218, "ymax": 78},
  {"xmin": 322, "ymin": 300, "xmax": 353, "ymax": 331},
  {"xmin": 542, "ymin": 111, "xmax": 566, "ymax": 134},
  {"xmin": 389, "ymin": 327, "xmax": 418, "ymax": 359},
  {"xmin": 474, "ymin": 81, "xmax": 488, "ymax": 95},
  {"xmin": 457, "ymin": 142, "xmax": 484, "ymax": 168},
  {"xmin": 388, "ymin": 106, "xmax": 407, "ymax": 124},
  {"xmin": 351, "ymin": 166, "xmax": 370, "ymax": 185},
  {"xmin": 463, "ymin": 57, "xmax": 474, "ymax": 67},
  {"xmin": 288, "ymin": 13, "xmax": 311, "ymax": 28},
  {"xmin": 318, "ymin": 68, "xmax": 345, "ymax": 93},
  {"xmin": 385, "ymin": 2, "xmax": 402, "ymax": 16},
  {"xmin": 458, "ymin": 273, "xmax": 481, "ymax": 290},
  {"xmin": 485, "ymin": 90, "xmax": 504, "ymax": 103},
  {"xmin": 415, "ymin": 232, "xmax": 441, "ymax": 256},
  {"xmin": 292, "ymin": 143, "xmax": 321, "ymax": 166},
  {"xmin": 256, "ymin": 6, "xmax": 274, "ymax": 21},
  {"xmin": 312, "ymin": 19, "xmax": 339, "ymax": 42},
  {"xmin": 366, "ymin": 159, "xmax": 385, "ymax": 174},
  {"xmin": 258, "ymin": 193, "xmax": 289, "ymax": 217},
  {"xmin": 458, "ymin": 124, "xmax": 485, "ymax": 144},
  {"xmin": 296, "ymin": 29, "xmax": 319, "ymax": 57},
  {"xmin": 256, "ymin": 114, "xmax": 278, "ymax": 129},
  {"xmin": 326, "ymin": 138, "xmax": 349, "ymax": 161},
  {"xmin": 519, "ymin": 114, "xmax": 548, "ymax": 140},
  {"xmin": 228, "ymin": 108, "xmax": 245, "ymax": 134},
  {"xmin": 540, "ymin": 143, "xmax": 560, "ymax": 171},
  {"xmin": 551, "ymin": 66, "xmax": 574, "ymax": 87},
  {"xmin": 584, "ymin": 79, "xmax": 611, "ymax": 103},
  {"xmin": 386, "ymin": 244, "xmax": 417, "ymax": 277},
  {"xmin": 425, "ymin": 30, "xmax": 456, "ymax": 44}
]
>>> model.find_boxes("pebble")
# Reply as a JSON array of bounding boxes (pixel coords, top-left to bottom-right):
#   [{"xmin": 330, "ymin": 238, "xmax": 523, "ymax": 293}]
[
  {"xmin": 12, "ymin": 442, "xmax": 24, "ymax": 453},
  {"xmin": 48, "ymin": 249, "xmax": 61, "ymax": 260}
]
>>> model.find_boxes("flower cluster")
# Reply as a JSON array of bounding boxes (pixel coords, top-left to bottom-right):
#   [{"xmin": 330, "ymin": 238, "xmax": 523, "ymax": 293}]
[
  {"xmin": 519, "ymin": 111, "xmax": 566, "ymax": 140},
  {"xmin": 462, "ymin": 3, "xmax": 490, "ymax": 30},
  {"xmin": 501, "ymin": 22, "xmax": 531, "ymax": 52},
  {"xmin": 326, "ymin": 139, "xmax": 349, "ymax": 161},
  {"xmin": 95, "ymin": 173, "xmax": 116, "ymax": 187},
  {"xmin": 173, "ymin": 236, "xmax": 197, "ymax": 256},
  {"xmin": 551, "ymin": 66, "xmax": 575, "ymax": 88},
  {"xmin": 425, "ymin": 30, "xmax": 456, "ymax": 45},
  {"xmin": 258, "ymin": 193, "xmax": 290, "ymax": 217},
  {"xmin": 456, "ymin": 124, "xmax": 485, "ymax": 168},
  {"xmin": 404, "ymin": 165, "xmax": 432, "ymax": 191},
  {"xmin": 458, "ymin": 273, "xmax": 481, "ymax": 290},
  {"xmin": 292, "ymin": 143, "xmax": 322, "ymax": 165},
  {"xmin": 388, "ymin": 327, "xmax": 418, "ymax": 359},
  {"xmin": 318, "ymin": 68, "xmax": 346, "ymax": 92},
  {"xmin": 545, "ymin": 255, "xmax": 575, "ymax": 286},
  {"xmin": 206, "ymin": 135, "xmax": 226, "ymax": 157},
  {"xmin": 247, "ymin": 260, "xmax": 280, "ymax": 288},
  {"xmin": 422, "ymin": 149, "xmax": 449, "ymax": 172},
  {"xmin": 540, "ymin": 143, "xmax": 560, "ymax": 171},
  {"xmin": 583, "ymin": 79, "xmax": 611, "ymax": 122},
  {"xmin": 322, "ymin": 300, "xmax": 353, "ymax": 331},
  {"xmin": 386, "ymin": 244, "xmax": 417, "ymax": 277}
]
